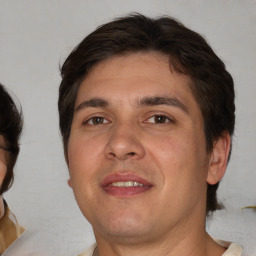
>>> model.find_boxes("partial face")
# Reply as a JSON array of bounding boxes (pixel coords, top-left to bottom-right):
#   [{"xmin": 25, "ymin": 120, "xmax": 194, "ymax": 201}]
[
  {"xmin": 0, "ymin": 135, "xmax": 8, "ymax": 189},
  {"xmin": 68, "ymin": 52, "xmax": 212, "ymax": 243}
]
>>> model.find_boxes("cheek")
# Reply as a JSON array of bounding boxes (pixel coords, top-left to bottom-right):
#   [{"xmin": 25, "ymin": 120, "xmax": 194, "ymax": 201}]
[
  {"xmin": 67, "ymin": 134, "xmax": 104, "ymax": 180},
  {"xmin": 147, "ymin": 130, "xmax": 208, "ymax": 183},
  {"xmin": 147, "ymin": 132, "xmax": 195, "ymax": 166}
]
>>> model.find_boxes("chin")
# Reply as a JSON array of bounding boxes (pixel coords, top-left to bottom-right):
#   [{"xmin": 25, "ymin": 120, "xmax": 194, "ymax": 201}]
[{"xmin": 93, "ymin": 211, "xmax": 152, "ymax": 239}]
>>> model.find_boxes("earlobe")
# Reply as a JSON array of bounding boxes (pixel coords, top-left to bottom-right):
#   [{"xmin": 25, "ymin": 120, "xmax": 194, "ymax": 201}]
[
  {"xmin": 206, "ymin": 132, "xmax": 231, "ymax": 185},
  {"xmin": 68, "ymin": 178, "xmax": 73, "ymax": 188},
  {"xmin": 65, "ymin": 149, "xmax": 72, "ymax": 188}
]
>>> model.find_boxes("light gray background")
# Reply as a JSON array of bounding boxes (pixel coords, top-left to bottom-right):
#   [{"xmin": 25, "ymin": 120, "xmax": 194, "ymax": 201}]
[{"xmin": 0, "ymin": 1, "xmax": 256, "ymax": 255}]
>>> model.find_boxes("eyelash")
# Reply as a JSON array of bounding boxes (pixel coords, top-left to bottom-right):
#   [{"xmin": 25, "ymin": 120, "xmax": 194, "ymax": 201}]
[
  {"xmin": 83, "ymin": 116, "xmax": 110, "ymax": 125},
  {"xmin": 82, "ymin": 114, "xmax": 174, "ymax": 126},
  {"xmin": 145, "ymin": 114, "xmax": 174, "ymax": 124}
]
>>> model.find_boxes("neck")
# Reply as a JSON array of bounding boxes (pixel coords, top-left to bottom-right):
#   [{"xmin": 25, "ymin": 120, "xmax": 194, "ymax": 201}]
[
  {"xmin": 94, "ymin": 223, "xmax": 225, "ymax": 256},
  {"xmin": 93, "ymin": 199, "xmax": 226, "ymax": 256}
]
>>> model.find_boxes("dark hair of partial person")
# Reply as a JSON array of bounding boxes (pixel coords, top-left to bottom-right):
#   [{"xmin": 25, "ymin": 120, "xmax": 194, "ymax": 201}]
[
  {"xmin": 0, "ymin": 83, "xmax": 23, "ymax": 194},
  {"xmin": 58, "ymin": 13, "xmax": 235, "ymax": 214}
]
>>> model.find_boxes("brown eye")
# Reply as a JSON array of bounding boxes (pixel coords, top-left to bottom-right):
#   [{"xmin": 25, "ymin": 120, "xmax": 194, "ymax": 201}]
[
  {"xmin": 85, "ymin": 116, "xmax": 109, "ymax": 125},
  {"xmin": 154, "ymin": 115, "xmax": 168, "ymax": 123},
  {"xmin": 92, "ymin": 117, "xmax": 104, "ymax": 124},
  {"xmin": 147, "ymin": 115, "xmax": 171, "ymax": 124}
]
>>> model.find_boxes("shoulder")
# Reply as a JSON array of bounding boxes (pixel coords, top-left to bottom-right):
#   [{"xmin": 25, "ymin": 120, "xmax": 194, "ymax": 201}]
[
  {"xmin": 0, "ymin": 201, "xmax": 25, "ymax": 255},
  {"xmin": 222, "ymin": 243, "xmax": 243, "ymax": 256},
  {"xmin": 215, "ymin": 239, "xmax": 242, "ymax": 256},
  {"xmin": 77, "ymin": 243, "xmax": 97, "ymax": 256}
]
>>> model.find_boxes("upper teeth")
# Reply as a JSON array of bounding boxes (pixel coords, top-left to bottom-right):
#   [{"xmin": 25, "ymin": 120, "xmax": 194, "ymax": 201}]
[{"xmin": 110, "ymin": 181, "xmax": 144, "ymax": 187}]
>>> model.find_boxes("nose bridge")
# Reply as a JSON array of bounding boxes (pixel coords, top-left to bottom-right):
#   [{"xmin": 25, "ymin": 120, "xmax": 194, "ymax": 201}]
[{"xmin": 104, "ymin": 121, "xmax": 145, "ymax": 160}]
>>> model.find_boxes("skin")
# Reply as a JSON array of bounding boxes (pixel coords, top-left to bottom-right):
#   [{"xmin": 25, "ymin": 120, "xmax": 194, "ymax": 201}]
[
  {"xmin": 0, "ymin": 135, "xmax": 9, "ymax": 219},
  {"xmin": 67, "ymin": 52, "xmax": 231, "ymax": 256}
]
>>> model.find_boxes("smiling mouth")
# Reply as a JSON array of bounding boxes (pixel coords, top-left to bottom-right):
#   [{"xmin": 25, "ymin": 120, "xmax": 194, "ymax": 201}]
[
  {"xmin": 110, "ymin": 181, "xmax": 144, "ymax": 187},
  {"xmin": 102, "ymin": 175, "xmax": 152, "ymax": 197}
]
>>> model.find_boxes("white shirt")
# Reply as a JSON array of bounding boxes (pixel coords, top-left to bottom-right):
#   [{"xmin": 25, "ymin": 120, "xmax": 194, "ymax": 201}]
[{"xmin": 77, "ymin": 240, "xmax": 243, "ymax": 256}]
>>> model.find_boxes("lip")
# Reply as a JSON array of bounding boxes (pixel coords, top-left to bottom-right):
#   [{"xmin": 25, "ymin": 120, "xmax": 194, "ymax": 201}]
[
  {"xmin": 101, "ymin": 173, "xmax": 152, "ymax": 187},
  {"xmin": 101, "ymin": 173, "xmax": 153, "ymax": 197}
]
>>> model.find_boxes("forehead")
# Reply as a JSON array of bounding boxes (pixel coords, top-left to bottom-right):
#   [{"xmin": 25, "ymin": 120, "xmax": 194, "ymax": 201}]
[{"xmin": 76, "ymin": 52, "xmax": 195, "ymax": 107}]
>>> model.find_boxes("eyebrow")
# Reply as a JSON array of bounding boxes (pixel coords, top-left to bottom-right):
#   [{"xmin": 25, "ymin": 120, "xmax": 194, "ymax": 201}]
[
  {"xmin": 75, "ymin": 98, "xmax": 109, "ymax": 112},
  {"xmin": 139, "ymin": 96, "xmax": 189, "ymax": 114},
  {"xmin": 75, "ymin": 96, "xmax": 188, "ymax": 114}
]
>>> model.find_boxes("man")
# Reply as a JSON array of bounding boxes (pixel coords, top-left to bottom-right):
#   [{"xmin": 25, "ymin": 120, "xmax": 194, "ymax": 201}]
[
  {"xmin": 0, "ymin": 83, "xmax": 25, "ymax": 254},
  {"xmin": 58, "ymin": 14, "xmax": 242, "ymax": 256}
]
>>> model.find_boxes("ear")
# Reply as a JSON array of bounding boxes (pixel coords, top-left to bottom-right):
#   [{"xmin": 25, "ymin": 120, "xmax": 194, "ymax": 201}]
[
  {"xmin": 64, "ymin": 147, "xmax": 72, "ymax": 187},
  {"xmin": 67, "ymin": 178, "xmax": 73, "ymax": 188},
  {"xmin": 64, "ymin": 147, "xmax": 69, "ymax": 166},
  {"xmin": 0, "ymin": 159, "xmax": 7, "ymax": 187},
  {"xmin": 206, "ymin": 132, "xmax": 231, "ymax": 185}
]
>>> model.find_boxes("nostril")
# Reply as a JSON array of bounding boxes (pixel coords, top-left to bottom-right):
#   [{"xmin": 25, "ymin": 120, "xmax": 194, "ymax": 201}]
[
  {"xmin": 128, "ymin": 152, "xmax": 136, "ymax": 156},
  {"xmin": 109, "ymin": 152, "xmax": 116, "ymax": 157}
]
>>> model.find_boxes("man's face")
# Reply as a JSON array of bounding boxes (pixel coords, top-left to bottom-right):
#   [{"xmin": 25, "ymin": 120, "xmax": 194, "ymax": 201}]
[{"xmin": 68, "ymin": 52, "xmax": 212, "ymax": 243}]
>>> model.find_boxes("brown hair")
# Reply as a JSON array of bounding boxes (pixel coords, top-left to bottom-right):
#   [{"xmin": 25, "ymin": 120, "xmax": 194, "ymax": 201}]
[
  {"xmin": 0, "ymin": 84, "xmax": 23, "ymax": 194},
  {"xmin": 58, "ymin": 13, "xmax": 235, "ymax": 214}
]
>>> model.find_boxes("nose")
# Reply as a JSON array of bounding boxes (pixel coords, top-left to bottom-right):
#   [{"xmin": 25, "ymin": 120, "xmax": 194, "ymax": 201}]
[{"xmin": 104, "ymin": 123, "xmax": 145, "ymax": 161}]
